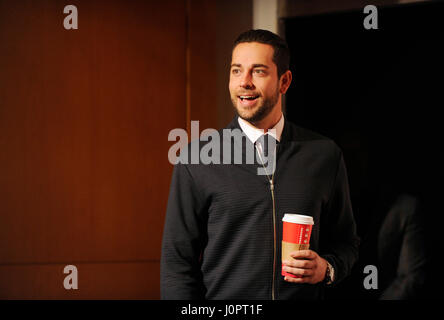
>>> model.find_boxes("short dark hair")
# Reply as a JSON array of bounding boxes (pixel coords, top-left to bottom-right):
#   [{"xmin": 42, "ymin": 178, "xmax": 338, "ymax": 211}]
[{"xmin": 233, "ymin": 29, "xmax": 290, "ymax": 78}]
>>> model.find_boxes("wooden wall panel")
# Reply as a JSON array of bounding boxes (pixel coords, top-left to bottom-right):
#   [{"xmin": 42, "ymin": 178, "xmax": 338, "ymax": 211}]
[
  {"xmin": 188, "ymin": 0, "xmax": 218, "ymax": 131},
  {"xmin": 188, "ymin": 0, "xmax": 253, "ymax": 131},
  {"xmin": 0, "ymin": 0, "xmax": 186, "ymax": 299},
  {"xmin": 0, "ymin": 261, "xmax": 159, "ymax": 299}
]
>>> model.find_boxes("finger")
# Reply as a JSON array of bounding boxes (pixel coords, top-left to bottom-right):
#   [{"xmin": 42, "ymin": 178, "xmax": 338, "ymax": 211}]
[
  {"xmin": 285, "ymin": 275, "xmax": 317, "ymax": 285},
  {"xmin": 282, "ymin": 265, "xmax": 314, "ymax": 277},
  {"xmin": 284, "ymin": 275, "xmax": 308, "ymax": 283},
  {"xmin": 290, "ymin": 250, "xmax": 316, "ymax": 260},
  {"xmin": 282, "ymin": 259, "xmax": 315, "ymax": 269}
]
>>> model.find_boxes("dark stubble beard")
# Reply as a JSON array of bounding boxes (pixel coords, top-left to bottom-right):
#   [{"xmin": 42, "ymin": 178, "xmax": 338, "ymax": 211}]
[{"xmin": 232, "ymin": 87, "xmax": 280, "ymax": 124}]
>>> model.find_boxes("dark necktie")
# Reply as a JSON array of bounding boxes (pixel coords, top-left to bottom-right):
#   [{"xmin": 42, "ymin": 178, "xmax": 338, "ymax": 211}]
[{"xmin": 256, "ymin": 134, "xmax": 278, "ymax": 175}]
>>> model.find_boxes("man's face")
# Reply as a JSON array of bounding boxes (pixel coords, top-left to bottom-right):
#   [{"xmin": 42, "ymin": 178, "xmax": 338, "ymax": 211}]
[{"xmin": 229, "ymin": 42, "xmax": 280, "ymax": 123}]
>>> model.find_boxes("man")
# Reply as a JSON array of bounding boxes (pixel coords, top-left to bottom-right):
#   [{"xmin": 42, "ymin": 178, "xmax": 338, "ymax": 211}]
[{"xmin": 161, "ymin": 29, "xmax": 359, "ymax": 299}]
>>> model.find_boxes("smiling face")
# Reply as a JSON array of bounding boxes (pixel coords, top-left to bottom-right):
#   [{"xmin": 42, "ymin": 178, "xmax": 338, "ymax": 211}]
[{"xmin": 229, "ymin": 42, "xmax": 290, "ymax": 128}]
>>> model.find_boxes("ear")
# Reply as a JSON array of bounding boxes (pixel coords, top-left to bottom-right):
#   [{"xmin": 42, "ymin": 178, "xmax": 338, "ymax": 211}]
[{"xmin": 279, "ymin": 70, "xmax": 292, "ymax": 94}]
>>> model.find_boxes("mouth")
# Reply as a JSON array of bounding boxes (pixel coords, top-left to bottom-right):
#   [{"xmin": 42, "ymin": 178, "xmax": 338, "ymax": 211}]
[
  {"xmin": 238, "ymin": 95, "xmax": 260, "ymax": 101},
  {"xmin": 237, "ymin": 94, "xmax": 260, "ymax": 107}
]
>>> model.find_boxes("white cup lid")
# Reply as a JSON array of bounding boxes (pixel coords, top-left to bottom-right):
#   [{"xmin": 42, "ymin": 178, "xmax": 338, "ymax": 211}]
[{"xmin": 282, "ymin": 214, "xmax": 314, "ymax": 225}]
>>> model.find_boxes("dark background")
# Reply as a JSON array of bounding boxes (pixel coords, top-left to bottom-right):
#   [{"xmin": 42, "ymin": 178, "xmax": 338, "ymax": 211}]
[{"xmin": 284, "ymin": 1, "xmax": 443, "ymax": 298}]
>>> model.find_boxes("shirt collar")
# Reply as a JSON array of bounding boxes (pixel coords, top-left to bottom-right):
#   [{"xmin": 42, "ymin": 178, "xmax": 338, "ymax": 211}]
[{"xmin": 237, "ymin": 114, "xmax": 284, "ymax": 144}]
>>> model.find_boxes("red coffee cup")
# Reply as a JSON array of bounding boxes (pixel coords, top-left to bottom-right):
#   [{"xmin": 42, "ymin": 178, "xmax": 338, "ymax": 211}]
[{"xmin": 282, "ymin": 214, "xmax": 314, "ymax": 278}]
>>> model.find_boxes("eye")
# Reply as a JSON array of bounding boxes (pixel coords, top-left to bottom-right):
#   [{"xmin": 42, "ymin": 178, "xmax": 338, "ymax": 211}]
[
  {"xmin": 231, "ymin": 68, "xmax": 241, "ymax": 75},
  {"xmin": 254, "ymin": 69, "xmax": 266, "ymax": 75}
]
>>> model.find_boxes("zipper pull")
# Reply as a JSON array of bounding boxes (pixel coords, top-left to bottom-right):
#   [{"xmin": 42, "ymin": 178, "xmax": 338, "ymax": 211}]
[{"xmin": 269, "ymin": 180, "xmax": 274, "ymax": 191}]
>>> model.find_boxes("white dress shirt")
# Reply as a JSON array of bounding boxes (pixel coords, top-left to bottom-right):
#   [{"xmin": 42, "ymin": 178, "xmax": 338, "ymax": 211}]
[{"xmin": 237, "ymin": 114, "xmax": 284, "ymax": 145}]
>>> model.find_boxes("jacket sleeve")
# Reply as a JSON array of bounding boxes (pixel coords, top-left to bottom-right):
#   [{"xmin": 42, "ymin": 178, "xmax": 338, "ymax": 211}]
[
  {"xmin": 160, "ymin": 163, "xmax": 207, "ymax": 299},
  {"xmin": 379, "ymin": 196, "xmax": 427, "ymax": 299},
  {"xmin": 320, "ymin": 152, "xmax": 360, "ymax": 285}
]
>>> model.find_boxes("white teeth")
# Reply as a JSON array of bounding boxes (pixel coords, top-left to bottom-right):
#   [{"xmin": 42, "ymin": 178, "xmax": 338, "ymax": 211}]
[{"xmin": 239, "ymin": 96, "xmax": 258, "ymax": 100}]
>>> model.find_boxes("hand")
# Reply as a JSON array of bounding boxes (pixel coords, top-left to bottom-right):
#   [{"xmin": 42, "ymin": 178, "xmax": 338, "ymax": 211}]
[{"xmin": 282, "ymin": 249, "xmax": 327, "ymax": 284}]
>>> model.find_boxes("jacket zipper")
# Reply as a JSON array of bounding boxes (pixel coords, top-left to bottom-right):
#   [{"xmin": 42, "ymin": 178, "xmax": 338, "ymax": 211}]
[
  {"xmin": 256, "ymin": 142, "xmax": 277, "ymax": 300},
  {"xmin": 269, "ymin": 179, "xmax": 277, "ymax": 300}
]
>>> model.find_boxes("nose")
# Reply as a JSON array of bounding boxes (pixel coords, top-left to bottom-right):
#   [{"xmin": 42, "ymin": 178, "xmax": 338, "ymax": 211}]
[{"xmin": 240, "ymin": 72, "xmax": 254, "ymax": 90}]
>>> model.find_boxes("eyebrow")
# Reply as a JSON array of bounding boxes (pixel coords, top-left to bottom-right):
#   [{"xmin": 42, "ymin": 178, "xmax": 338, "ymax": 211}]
[
  {"xmin": 230, "ymin": 63, "xmax": 269, "ymax": 69},
  {"xmin": 252, "ymin": 64, "xmax": 269, "ymax": 69}
]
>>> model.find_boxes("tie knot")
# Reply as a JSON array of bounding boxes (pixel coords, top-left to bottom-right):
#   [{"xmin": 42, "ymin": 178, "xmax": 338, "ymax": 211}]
[{"xmin": 256, "ymin": 134, "xmax": 278, "ymax": 157}]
